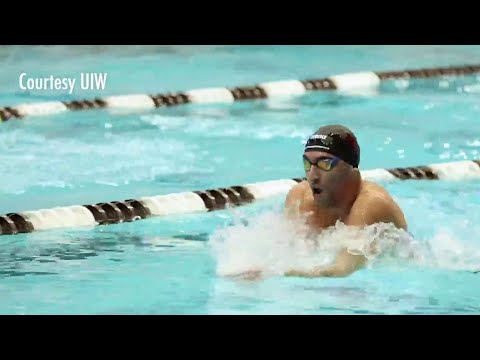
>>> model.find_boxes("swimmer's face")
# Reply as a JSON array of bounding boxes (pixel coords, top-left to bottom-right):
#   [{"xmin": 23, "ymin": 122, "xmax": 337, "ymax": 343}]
[{"xmin": 303, "ymin": 151, "xmax": 353, "ymax": 207}]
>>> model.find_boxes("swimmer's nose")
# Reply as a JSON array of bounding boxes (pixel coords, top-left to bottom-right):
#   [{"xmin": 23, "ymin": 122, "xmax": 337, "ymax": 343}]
[
  {"xmin": 307, "ymin": 164, "xmax": 317, "ymax": 177},
  {"xmin": 307, "ymin": 169, "xmax": 321, "ymax": 184}
]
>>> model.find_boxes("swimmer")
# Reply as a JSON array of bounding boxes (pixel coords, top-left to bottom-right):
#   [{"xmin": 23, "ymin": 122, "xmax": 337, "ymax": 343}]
[
  {"xmin": 231, "ymin": 124, "xmax": 408, "ymax": 281},
  {"xmin": 283, "ymin": 124, "xmax": 408, "ymax": 278}
]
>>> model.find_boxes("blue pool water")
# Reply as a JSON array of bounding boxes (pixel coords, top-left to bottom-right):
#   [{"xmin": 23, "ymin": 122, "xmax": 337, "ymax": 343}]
[{"xmin": 1, "ymin": 45, "xmax": 480, "ymax": 314}]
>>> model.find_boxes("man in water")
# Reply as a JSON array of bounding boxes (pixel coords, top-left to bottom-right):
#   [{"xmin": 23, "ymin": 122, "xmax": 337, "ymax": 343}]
[{"xmin": 283, "ymin": 124, "xmax": 408, "ymax": 278}]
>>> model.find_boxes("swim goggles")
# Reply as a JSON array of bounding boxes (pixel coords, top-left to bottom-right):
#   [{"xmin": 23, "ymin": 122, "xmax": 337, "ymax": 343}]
[{"xmin": 303, "ymin": 155, "xmax": 340, "ymax": 172}]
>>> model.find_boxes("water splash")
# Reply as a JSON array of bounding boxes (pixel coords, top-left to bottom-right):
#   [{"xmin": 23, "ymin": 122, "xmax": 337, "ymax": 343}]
[
  {"xmin": 420, "ymin": 229, "xmax": 480, "ymax": 272},
  {"xmin": 140, "ymin": 114, "xmax": 312, "ymax": 140},
  {"xmin": 0, "ymin": 129, "xmax": 206, "ymax": 194},
  {"xmin": 208, "ymin": 209, "xmax": 480, "ymax": 278}
]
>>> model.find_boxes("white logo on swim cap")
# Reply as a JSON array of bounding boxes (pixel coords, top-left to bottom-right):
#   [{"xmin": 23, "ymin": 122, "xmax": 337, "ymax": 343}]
[{"xmin": 309, "ymin": 134, "xmax": 328, "ymax": 140}]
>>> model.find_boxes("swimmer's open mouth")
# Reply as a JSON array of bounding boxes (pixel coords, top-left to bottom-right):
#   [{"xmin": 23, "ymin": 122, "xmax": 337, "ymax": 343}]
[{"xmin": 312, "ymin": 187, "xmax": 322, "ymax": 195}]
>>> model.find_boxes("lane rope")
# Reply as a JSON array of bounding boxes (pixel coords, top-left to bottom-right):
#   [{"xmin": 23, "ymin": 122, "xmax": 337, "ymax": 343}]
[
  {"xmin": 1, "ymin": 64, "xmax": 480, "ymax": 121},
  {"xmin": 1, "ymin": 159, "xmax": 479, "ymax": 236}
]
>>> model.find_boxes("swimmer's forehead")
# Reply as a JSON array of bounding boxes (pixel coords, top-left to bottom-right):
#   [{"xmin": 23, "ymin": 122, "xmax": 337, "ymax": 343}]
[{"xmin": 303, "ymin": 151, "xmax": 336, "ymax": 158}]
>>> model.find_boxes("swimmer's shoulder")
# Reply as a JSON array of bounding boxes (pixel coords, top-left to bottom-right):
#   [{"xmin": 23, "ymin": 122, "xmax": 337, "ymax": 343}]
[
  {"xmin": 351, "ymin": 180, "xmax": 408, "ymax": 230},
  {"xmin": 285, "ymin": 180, "xmax": 310, "ymax": 209},
  {"xmin": 357, "ymin": 180, "xmax": 405, "ymax": 203}
]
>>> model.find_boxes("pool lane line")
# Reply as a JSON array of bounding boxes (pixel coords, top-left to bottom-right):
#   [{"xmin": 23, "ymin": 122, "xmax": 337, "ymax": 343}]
[
  {"xmin": 1, "ymin": 64, "xmax": 479, "ymax": 121},
  {"xmin": 0, "ymin": 159, "xmax": 479, "ymax": 236}
]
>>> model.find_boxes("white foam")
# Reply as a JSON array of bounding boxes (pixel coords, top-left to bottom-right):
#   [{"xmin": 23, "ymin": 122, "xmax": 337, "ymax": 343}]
[
  {"xmin": 466, "ymin": 139, "xmax": 480, "ymax": 147},
  {"xmin": 428, "ymin": 233, "xmax": 480, "ymax": 271},
  {"xmin": 209, "ymin": 210, "xmax": 415, "ymax": 278},
  {"xmin": 0, "ymin": 129, "xmax": 201, "ymax": 195},
  {"xmin": 464, "ymin": 84, "xmax": 480, "ymax": 93}
]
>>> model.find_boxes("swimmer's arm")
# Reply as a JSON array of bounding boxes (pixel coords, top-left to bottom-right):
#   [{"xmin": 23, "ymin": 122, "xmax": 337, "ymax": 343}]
[
  {"xmin": 285, "ymin": 249, "xmax": 366, "ymax": 278},
  {"xmin": 318, "ymin": 197, "xmax": 402, "ymax": 276},
  {"xmin": 285, "ymin": 197, "xmax": 404, "ymax": 278}
]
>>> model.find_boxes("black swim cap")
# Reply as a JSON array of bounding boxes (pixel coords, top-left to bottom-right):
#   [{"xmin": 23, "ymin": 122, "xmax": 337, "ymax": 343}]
[{"xmin": 304, "ymin": 125, "xmax": 360, "ymax": 168}]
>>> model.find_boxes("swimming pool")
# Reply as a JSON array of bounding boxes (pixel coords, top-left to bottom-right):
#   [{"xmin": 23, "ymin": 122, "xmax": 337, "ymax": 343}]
[{"xmin": 1, "ymin": 45, "xmax": 480, "ymax": 314}]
